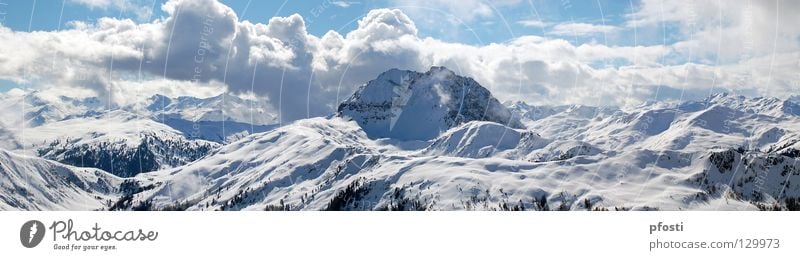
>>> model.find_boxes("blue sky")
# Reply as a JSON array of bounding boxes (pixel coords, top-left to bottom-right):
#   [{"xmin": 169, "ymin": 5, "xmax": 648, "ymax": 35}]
[{"xmin": 1, "ymin": 0, "xmax": 680, "ymax": 46}]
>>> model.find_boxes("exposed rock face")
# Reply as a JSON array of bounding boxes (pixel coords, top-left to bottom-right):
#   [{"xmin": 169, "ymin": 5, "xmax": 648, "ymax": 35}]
[{"xmin": 337, "ymin": 66, "xmax": 522, "ymax": 140}]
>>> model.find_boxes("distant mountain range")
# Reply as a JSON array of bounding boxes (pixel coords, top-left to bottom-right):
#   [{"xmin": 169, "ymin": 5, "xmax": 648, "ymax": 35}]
[{"xmin": 1, "ymin": 67, "xmax": 799, "ymax": 210}]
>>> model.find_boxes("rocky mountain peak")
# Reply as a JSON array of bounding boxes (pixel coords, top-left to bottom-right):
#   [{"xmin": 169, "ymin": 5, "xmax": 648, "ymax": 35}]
[{"xmin": 337, "ymin": 67, "xmax": 521, "ymax": 140}]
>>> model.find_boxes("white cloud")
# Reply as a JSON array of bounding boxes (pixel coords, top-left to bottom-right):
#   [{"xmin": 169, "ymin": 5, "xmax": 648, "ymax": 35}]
[
  {"xmin": 330, "ymin": 1, "xmax": 360, "ymax": 8},
  {"xmin": 69, "ymin": 0, "xmax": 155, "ymax": 22},
  {"xmin": 575, "ymin": 44, "xmax": 670, "ymax": 67},
  {"xmin": 517, "ymin": 19, "xmax": 548, "ymax": 28},
  {"xmin": 391, "ymin": 0, "xmax": 493, "ymax": 22},
  {"xmin": 0, "ymin": 0, "xmax": 797, "ymax": 123},
  {"xmin": 628, "ymin": 0, "xmax": 800, "ymax": 64},
  {"xmin": 549, "ymin": 22, "xmax": 618, "ymax": 36},
  {"xmin": 71, "ymin": 0, "xmax": 112, "ymax": 8},
  {"xmin": 390, "ymin": 0, "xmax": 522, "ymax": 24}
]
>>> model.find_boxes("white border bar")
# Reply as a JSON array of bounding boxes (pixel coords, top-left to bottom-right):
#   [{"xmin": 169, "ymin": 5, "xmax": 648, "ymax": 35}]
[{"xmin": 0, "ymin": 212, "xmax": 796, "ymax": 259}]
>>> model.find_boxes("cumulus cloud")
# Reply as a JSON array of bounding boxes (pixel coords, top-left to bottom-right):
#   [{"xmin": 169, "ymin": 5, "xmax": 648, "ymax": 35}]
[
  {"xmin": 69, "ymin": 0, "xmax": 155, "ymax": 22},
  {"xmin": 0, "ymin": 0, "xmax": 797, "ymax": 124},
  {"xmin": 0, "ymin": 1, "xmax": 426, "ymax": 122},
  {"xmin": 549, "ymin": 22, "xmax": 618, "ymax": 36},
  {"xmin": 389, "ymin": 0, "xmax": 523, "ymax": 33},
  {"xmin": 391, "ymin": 0, "xmax": 501, "ymax": 22},
  {"xmin": 330, "ymin": 1, "xmax": 360, "ymax": 8},
  {"xmin": 623, "ymin": 0, "xmax": 800, "ymax": 100},
  {"xmin": 628, "ymin": 0, "xmax": 800, "ymax": 64},
  {"xmin": 517, "ymin": 19, "xmax": 549, "ymax": 28}
]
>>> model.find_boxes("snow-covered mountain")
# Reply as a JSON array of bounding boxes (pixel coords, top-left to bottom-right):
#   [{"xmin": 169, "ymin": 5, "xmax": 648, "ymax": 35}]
[
  {"xmin": 135, "ymin": 93, "xmax": 279, "ymax": 143},
  {"xmin": 0, "ymin": 148, "xmax": 121, "ymax": 210},
  {"xmin": 338, "ymin": 67, "xmax": 522, "ymax": 140},
  {"xmin": 702, "ymin": 93, "xmax": 800, "ymax": 118},
  {"xmin": 0, "ymin": 91, "xmax": 278, "ymax": 145},
  {"xmin": 3, "ymin": 67, "xmax": 800, "ymax": 211},
  {"xmin": 140, "ymin": 93, "xmax": 277, "ymax": 126},
  {"xmin": 23, "ymin": 111, "xmax": 220, "ymax": 177},
  {"xmin": 0, "ymin": 90, "xmax": 106, "ymax": 128},
  {"xmin": 96, "ymin": 68, "xmax": 799, "ymax": 211},
  {"xmin": 0, "ymin": 91, "xmax": 280, "ymax": 177}
]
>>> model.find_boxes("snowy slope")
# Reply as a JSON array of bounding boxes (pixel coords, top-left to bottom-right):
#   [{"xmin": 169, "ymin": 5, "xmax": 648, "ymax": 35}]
[
  {"xmin": 704, "ymin": 93, "xmax": 800, "ymax": 118},
  {"xmin": 117, "ymin": 117, "xmax": 376, "ymax": 211},
  {"xmin": 115, "ymin": 116, "xmax": 766, "ymax": 211},
  {"xmin": 691, "ymin": 148, "xmax": 800, "ymax": 207},
  {"xmin": 24, "ymin": 111, "xmax": 220, "ymax": 177},
  {"xmin": 423, "ymin": 121, "xmax": 522, "ymax": 158},
  {"xmin": 0, "ymin": 148, "xmax": 121, "ymax": 210},
  {"xmin": 422, "ymin": 121, "xmax": 544, "ymax": 159}
]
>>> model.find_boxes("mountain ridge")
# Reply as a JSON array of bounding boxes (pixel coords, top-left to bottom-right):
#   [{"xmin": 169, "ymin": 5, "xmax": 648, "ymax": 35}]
[{"xmin": 2, "ymin": 68, "xmax": 800, "ymax": 210}]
